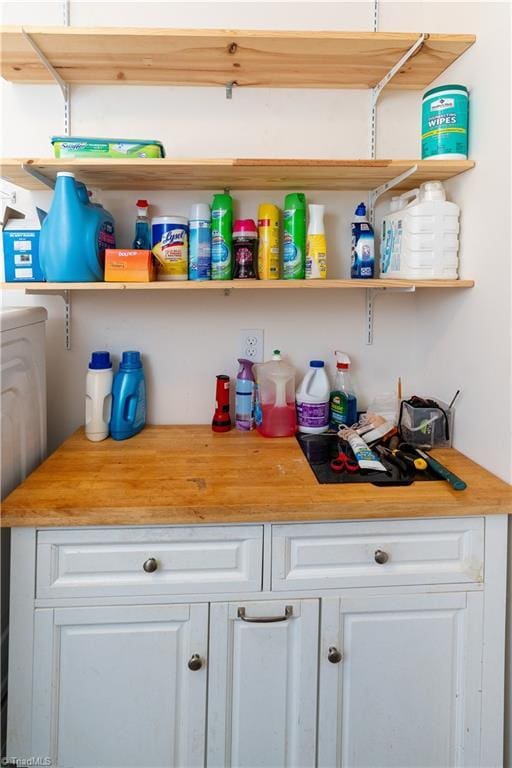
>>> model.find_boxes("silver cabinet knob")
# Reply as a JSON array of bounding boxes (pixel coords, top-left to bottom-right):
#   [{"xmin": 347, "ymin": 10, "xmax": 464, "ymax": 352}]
[
  {"xmin": 328, "ymin": 646, "xmax": 343, "ymax": 664},
  {"xmin": 374, "ymin": 549, "xmax": 389, "ymax": 565},
  {"xmin": 143, "ymin": 557, "xmax": 158, "ymax": 573},
  {"xmin": 188, "ymin": 654, "xmax": 203, "ymax": 671}
]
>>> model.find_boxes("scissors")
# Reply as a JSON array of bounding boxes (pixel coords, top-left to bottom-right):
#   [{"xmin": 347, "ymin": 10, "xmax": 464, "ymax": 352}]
[{"xmin": 330, "ymin": 448, "xmax": 359, "ymax": 474}]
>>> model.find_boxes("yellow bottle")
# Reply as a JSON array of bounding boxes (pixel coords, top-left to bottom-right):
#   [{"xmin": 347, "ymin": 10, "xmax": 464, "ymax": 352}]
[
  {"xmin": 306, "ymin": 204, "xmax": 327, "ymax": 279},
  {"xmin": 257, "ymin": 203, "xmax": 280, "ymax": 279}
]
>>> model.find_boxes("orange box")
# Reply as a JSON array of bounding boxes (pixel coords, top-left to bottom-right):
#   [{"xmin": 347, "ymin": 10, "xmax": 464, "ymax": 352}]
[{"xmin": 104, "ymin": 249, "xmax": 156, "ymax": 282}]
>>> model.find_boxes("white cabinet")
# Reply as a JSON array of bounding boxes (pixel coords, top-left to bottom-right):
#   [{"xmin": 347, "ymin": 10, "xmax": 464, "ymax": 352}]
[
  {"xmin": 31, "ymin": 603, "xmax": 208, "ymax": 768},
  {"xmin": 318, "ymin": 593, "xmax": 484, "ymax": 768},
  {"xmin": 7, "ymin": 517, "xmax": 507, "ymax": 768},
  {"xmin": 207, "ymin": 599, "xmax": 319, "ymax": 768}
]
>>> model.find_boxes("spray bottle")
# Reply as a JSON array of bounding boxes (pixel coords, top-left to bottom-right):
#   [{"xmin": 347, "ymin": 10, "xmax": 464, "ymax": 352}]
[
  {"xmin": 329, "ymin": 351, "xmax": 358, "ymax": 429},
  {"xmin": 257, "ymin": 203, "xmax": 280, "ymax": 279},
  {"xmin": 283, "ymin": 193, "xmax": 306, "ymax": 279},
  {"xmin": 211, "ymin": 193, "xmax": 233, "ymax": 280},
  {"xmin": 235, "ymin": 359, "xmax": 255, "ymax": 430},
  {"xmin": 132, "ymin": 199, "xmax": 151, "ymax": 250},
  {"xmin": 306, "ymin": 204, "xmax": 327, "ymax": 279}
]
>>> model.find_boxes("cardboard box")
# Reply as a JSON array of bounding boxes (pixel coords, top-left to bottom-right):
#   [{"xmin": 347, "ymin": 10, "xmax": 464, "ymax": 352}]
[
  {"xmin": 105, "ymin": 249, "xmax": 156, "ymax": 282},
  {"xmin": 2, "ymin": 206, "xmax": 46, "ymax": 282}
]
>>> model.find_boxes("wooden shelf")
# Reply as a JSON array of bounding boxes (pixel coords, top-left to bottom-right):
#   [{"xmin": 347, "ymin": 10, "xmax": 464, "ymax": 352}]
[
  {"xmin": 0, "ymin": 158, "xmax": 475, "ymax": 192},
  {"xmin": 3, "ymin": 279, "xmax": 475, "ymax": 291},
  {"xmin": 0, "ymin": 27, "xmax": 475, "ymax": 90}
]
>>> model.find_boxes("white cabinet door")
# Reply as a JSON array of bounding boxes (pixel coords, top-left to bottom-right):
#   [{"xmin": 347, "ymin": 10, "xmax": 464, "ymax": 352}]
[
  {"xmin": 32, "ymin": 603, "xmax": 208, "ymax": 768},
  {"xmin": 208, "ymin": 599, "xmax": 319, "ymax": 768},
  {"xmin": 318, "ymin": 593, "xmax": 483, "ymax": 768}
]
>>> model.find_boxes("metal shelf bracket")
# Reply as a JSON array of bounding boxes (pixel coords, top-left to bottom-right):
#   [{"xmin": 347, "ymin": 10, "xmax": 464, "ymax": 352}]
[
  {"xmin": 366, "ymin": 286, "xmax": 416, "ymax": 345},
  {"xmin": 21, "ymin": 24, "xmax": 71, "ymax": 135},
  {"xmin": 25, "ymin": 288, "xmax": 72, "ymax": 350},
  {"xmin": 21, "ymin": 163, "xmax": 56, "ymax": 190},
  {"xmin": 368, "ymin": 164, "xmax": 417, "ymax": 225},
  {"xmin": 369, "ymin": 32, "xmax": 427, "ymax": 158}
]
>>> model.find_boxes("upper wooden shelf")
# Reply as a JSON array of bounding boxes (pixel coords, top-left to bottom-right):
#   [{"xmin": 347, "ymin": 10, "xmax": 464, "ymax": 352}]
[
  {"xmin": 0, "ymin": 27, "xmax": 475, "ymax": 90},
  {"xmin": 0, "ymin": 158, "xmax": 474, "ymax": 192}
]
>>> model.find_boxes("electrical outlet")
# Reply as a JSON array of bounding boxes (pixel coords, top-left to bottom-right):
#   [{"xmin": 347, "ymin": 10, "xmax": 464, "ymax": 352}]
[{"xmin": 239, "ymin": 329, "xmax": 264, "ymax": 363}]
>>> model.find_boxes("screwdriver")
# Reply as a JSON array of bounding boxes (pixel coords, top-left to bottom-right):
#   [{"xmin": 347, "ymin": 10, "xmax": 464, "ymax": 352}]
[{"xmin": 393, "ymin": 448, "xmax": 428, "ymax": 471}]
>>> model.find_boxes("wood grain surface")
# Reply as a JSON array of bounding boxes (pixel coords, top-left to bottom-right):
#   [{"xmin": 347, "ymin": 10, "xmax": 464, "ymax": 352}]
[
  {"xmin": 0, "ymin": 27, "xmax": 475, "ymax": 89},
  {"xmin": 0, "ymin": 158, "xmax": 475, "ymax": 192},
  {"xmin": 2, "ymin": 279, "xmax": 475, "ymax": 292},
  {"xmin": 2, "ymin": 426, "xmax": 510, "ymax": 527}
]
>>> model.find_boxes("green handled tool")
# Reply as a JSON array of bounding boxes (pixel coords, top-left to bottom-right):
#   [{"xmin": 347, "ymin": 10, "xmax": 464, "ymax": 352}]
[{"xmin": 413, "ymin": 448, "xmax": 467, "ymax": 491}]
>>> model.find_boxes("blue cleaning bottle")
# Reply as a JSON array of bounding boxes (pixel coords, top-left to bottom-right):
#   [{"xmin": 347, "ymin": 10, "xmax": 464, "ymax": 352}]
[
  {"xmin": 110, "ymin": 351, "xmax": 146, "ymax": 440},
  {"xmin": 351, "ymin": 202, "xmax": 375, "ymax": 278},
  {"xmin": 39, "ymin": 171, "xmax": 115, "ymax": 281}
]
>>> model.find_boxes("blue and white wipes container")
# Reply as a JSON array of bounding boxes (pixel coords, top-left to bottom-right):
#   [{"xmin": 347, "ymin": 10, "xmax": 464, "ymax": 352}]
[{"xmin": 422, "ymin": 84, "xmax": 469, "ymax": 160}]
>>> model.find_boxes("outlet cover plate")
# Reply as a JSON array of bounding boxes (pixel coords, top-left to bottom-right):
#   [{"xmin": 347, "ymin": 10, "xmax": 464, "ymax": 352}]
[{"xmin": 239, "ymin": 329, "xmax": 264, "ymax": 363}]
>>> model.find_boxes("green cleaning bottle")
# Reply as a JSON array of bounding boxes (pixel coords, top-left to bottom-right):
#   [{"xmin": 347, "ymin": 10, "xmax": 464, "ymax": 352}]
[
  {"xmin": 211, "ymin": 192, "xmax": 233, "ymax": 280},
  {"xmin": 283, "ymin": 192, "xmax": 306, "ymax": 279}
]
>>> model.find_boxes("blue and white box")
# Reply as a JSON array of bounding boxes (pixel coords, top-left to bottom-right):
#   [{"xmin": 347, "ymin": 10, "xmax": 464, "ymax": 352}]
[{"xmin": 2, "ymin": 206, "xmax": 46, "ymax": 282}]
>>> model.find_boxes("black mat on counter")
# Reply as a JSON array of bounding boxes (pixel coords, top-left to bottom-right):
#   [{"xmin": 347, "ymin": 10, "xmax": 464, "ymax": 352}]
[{"xmin": 297, "ymin": 433, "xmax": 439, "ymax": 486}]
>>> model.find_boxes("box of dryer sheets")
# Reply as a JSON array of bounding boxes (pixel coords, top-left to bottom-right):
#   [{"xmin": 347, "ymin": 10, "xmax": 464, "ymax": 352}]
[{"xmin": 2, "ymin": 206, "xmax": 46, "ymax": 282}]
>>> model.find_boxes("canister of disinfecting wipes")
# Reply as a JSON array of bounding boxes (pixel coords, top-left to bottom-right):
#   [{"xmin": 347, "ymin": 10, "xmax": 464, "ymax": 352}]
[{"xmin": 421, "ymin": 84, "xmax": 469, "ymax": 160}]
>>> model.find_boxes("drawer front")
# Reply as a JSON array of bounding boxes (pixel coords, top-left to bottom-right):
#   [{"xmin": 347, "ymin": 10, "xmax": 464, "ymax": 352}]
[
  {"xmin": 37, "ymin": 526, "xmax": 263, "ymax": 598},
  {"xmin": 272, "ymin": 518, "xmax": 484, "ymax": 590}
]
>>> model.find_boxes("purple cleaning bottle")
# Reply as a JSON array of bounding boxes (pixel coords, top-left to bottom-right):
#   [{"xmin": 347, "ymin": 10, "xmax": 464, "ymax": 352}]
[{"xmin": 235, "ymin": 358, "xmax": 255, "ymax": 430}]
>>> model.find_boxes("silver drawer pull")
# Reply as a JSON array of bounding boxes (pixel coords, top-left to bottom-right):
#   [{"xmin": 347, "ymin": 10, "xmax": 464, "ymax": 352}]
[
  {"xmin": 374, "ymin": 549, "xmax": 389, "ymax": 565},
  {"xmin": 143, "ymin": 557, "xmax": 158, "ymax": 573},
  {"xmin": 237, "ymin": 605, "xmax": 293, "ymax": 623}
]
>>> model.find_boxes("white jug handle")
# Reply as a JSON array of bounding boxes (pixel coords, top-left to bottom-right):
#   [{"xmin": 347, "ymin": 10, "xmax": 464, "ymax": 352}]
[{"xmin": 399, "ymin": 188, "xmax": 420, "ymax": 208}]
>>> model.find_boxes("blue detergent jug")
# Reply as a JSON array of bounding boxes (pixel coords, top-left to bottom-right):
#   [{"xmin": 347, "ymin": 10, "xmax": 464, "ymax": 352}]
[
  {"xmin": 39, "ymin": 171, "xmax": 115, "ymax": 281},
  {"xmin": 110, "ymin": 351, "xmax": 146, "ymax": 440}
]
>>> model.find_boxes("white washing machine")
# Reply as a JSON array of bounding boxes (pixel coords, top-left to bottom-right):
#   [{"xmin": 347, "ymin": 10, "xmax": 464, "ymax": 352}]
[
  {"xmin": 1, "ymin": 305, "xmax": 47, "ymax": 752},
  {"xmin": 1, "ymin": 306, "xmax": 47, "ymax": 500}
]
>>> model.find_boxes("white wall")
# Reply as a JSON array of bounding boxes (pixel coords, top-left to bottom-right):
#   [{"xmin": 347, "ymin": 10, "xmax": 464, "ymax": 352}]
[{"xmin": 1, "ymin": 0, "xmax": 510, "ymax": 476}]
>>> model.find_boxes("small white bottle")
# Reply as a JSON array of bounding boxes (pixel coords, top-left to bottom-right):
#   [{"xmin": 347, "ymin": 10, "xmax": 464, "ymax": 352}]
[
  {"xmin": 85, "ymin": 351, "xmax": 113, "ymax": 442},
  {"xmin": 296, "ymin": 360, "xmax": 330, "ymax": 434},
  {"xmin": 306, "ymin": 204, "xmax": 327, "ymax": 279}
]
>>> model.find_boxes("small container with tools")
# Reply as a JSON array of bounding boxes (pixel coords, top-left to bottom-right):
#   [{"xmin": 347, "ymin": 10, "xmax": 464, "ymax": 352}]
[{"xmin": 399, "ymin": 396, "xmax": 454, "ymax": 449}]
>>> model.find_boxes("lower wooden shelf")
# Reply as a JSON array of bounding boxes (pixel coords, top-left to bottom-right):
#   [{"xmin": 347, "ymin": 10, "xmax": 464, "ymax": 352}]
[{"xmin": 2, "ymin": 279, "xmax": 474, "ymax": 291}]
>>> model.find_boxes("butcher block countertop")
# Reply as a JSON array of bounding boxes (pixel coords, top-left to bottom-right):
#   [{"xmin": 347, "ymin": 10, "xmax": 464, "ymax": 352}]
[{"xmin": 1, "ymin": 426, "xmax": 511, "ymax": 527}]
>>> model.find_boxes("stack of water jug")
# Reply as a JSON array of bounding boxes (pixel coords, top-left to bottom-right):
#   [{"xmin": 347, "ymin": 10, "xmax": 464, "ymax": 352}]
[{"xmin": 379, "ymin": 180, "xmax": 460, "ymax": 280}]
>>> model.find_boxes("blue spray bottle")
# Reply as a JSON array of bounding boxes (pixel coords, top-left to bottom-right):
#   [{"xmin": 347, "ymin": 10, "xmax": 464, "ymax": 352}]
[
  {"xmin": 110, "ymin": 351, "xmax": 146, "ymax": 440},
  {"xmin": 351, "ymin": 202, "xmax": 375, "ymax": 278}
]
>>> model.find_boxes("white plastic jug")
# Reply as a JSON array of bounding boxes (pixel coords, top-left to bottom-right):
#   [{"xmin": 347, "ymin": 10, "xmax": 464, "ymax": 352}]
[
  {"xmin": 85, "ymin": 351, "xmax": 113, "ymax": 442},
  {"xmin": 379, "ymin": 181, "xmax": 460, "ymax": 279},
  {"xmin": 296, "ymin": 360, "xmax": 330, "ymax": 434}
]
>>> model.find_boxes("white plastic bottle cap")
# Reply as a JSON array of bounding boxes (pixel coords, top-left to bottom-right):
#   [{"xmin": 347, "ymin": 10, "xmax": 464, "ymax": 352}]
[
  {"xmin": 420, "ymin": 181, "xmax": 446, "ymax": 201},
  {"xmin": 57, "ymin": 171, "xmax": 75, "ymax": 178},
  {"xmin": 190, "ymin": 203, "xmax": 211, "ymax": 221}
]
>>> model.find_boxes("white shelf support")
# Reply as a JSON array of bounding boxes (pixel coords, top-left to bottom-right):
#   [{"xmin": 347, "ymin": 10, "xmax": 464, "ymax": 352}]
[
  {"xmin": 0, "ymin": 189, "xmax": 16, "ymax": 206},
  {"xmin": 369, "ymin": 32, "xmax": 427, "ymax": 158},
  {"xmin": 21, "ymin": 26, "xmax": 71, "ymax": 136},
  {"xmin": 365, "ymin": 286, "xmax": 416, "ymax": 345},
  {"xmin": 368, "ymin": 164, "xmax": 417, "ymax": 225},
  {"xmin": 25, "ymin": 288, "xmax": 72, "ymax": 350}
]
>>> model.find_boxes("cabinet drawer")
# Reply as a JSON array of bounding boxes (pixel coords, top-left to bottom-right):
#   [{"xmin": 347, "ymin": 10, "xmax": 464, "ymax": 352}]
[
  {"xmin": 36, "ymin": 526, "xmax": 263, "ymax": 598},
  {"xmin": 272, "ymin": 518, "xmax": 484, "ymax": 590}
]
